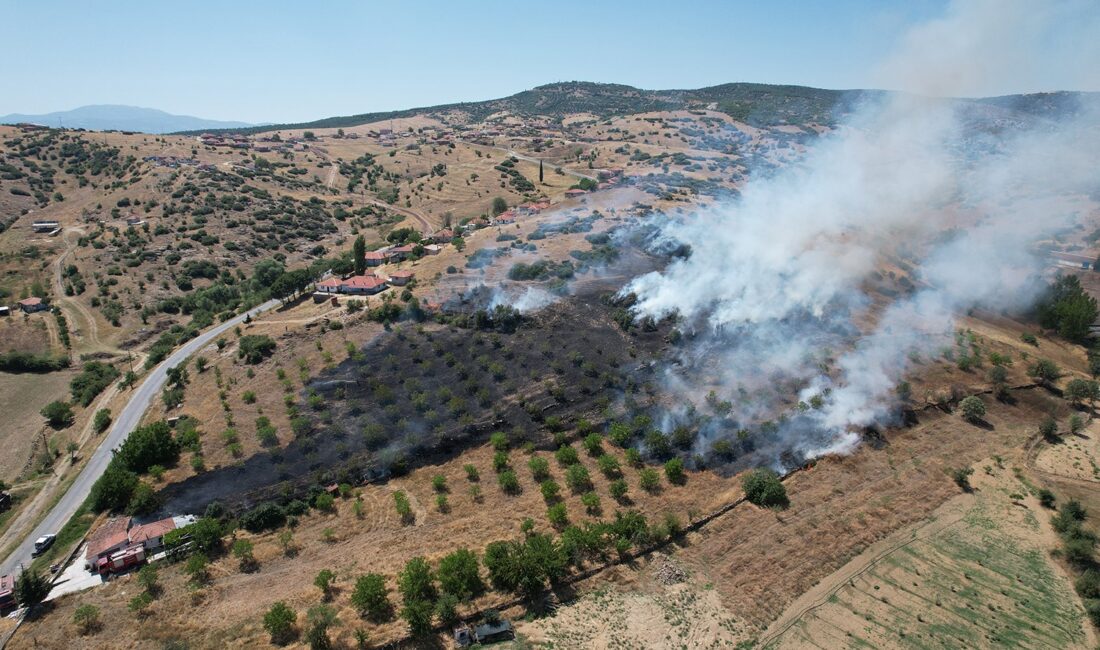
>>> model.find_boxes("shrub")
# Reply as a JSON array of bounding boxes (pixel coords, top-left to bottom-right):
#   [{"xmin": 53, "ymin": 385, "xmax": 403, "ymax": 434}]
[
  {"xmin": 431, "ymin": 474, "xmax": 448, "ymax": 493},
  {"xmin": 490, "ymin": 431, "xmax": 509, "ymax": 451},
  {"xmin": 639, "ymin": 468, "xmax": 661, "ymax": 493},
  {"xmin": 565, "ymin": 464, "xmax": 592, "ymax": 493},
  {"xmin": 351, "ymin": 573, "xmax": 391, "ymax": 621},
  {"xmin": 1040, "ymin": 416, "xmax": 1059, "ymax": 441},
  {"xmin": 609, "ymin": 478, "xmax": 629, "ymax": 500},
  {"xmin": 263, "ymin": 601, "xmax": 297, "ymax": 645},
  {"xmin": 73, "ymin": 603, "xmax": 101, "ymax": 635},
  {"xmin": 437, "ymin": 548, "xmax": 484, "ymax": 600},
  {"xmin": 498, "ymin": 470, "xmax": 520, "ymax": 495},
  {"xmin": 463, "ymin": 464, "xmax": 480, "ymax": 481},
  {"xmin": 528, "ymin": 455, "xmax": 551, "ymax": 481},
  {"xmin": 741, "ymin": 468, "xmax": 788, "ymax": 508},
  {"xmin": 664, "ymin": 458, "xmax": 686, "ymax": 484},
  {"xmin": 93, "ymin": 409, "xmax": 112, "ymax": 433},
  {"xmin": 547, "ymin": 503, "xmax": 568, "ymax": 528},
  {"xmin": 41, "ymin": 400, "xmax": 75, "ymax": 428},
  {"xmin": 1027, "ymin": 358, "xmax": 1061, "ymax": 386},
  {"xmin": 238, "ymin": 335, "xmax": 277, "ymax": 364},
  {"xmin": 394, "ymin": 491, "xmax": 413, "ymax": 524},
  {"xmin": 492, "ymin": 450, "xmax": 510, "ymax": 473},
  {"xmin": 597, "ymin": 453, "xmax": 621, "ymax": 477},
  {"xmin": 89, "ymin": 463, "xmax": 139, "ymax": 512},
  {"xmin": 540, "ymin": 480, "xmax": 561, "ymax": 503},
  {"xmin": 314, "ymin": 569, "xmax": 336, "ymax": 600},
  {"xmin": 582, "ymin": 433, "xmax": 604, "ymax": 456},
  {"xmin": 581, "ymin": 491, "xmax": 601, "ymax": 514},
  {"xmin": 951, "ymin": 467, "xmax": 975, "ymax": 491},
  {"xmin": 958, "ymin": 396, "xmax": 986, "ymax": 423},
  {"xmin": 555, "ymin": 444, "xmax": 579, "ymax": 466},
  {"xmin": 1039, "ymin": 489, "xmax": 1057, "ymax": 509},
  {"xmin": 240, "ymin": 502, "xmax": 287, "ymax": 532}
]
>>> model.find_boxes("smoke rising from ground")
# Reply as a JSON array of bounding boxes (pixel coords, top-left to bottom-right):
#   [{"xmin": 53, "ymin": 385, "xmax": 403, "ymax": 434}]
[{"xmin": 624, "ymin": 0, "xmax": 1100, "ymax": 466}]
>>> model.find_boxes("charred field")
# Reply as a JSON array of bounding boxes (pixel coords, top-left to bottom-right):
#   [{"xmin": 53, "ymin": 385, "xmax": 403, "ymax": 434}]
[{"xmin": 157, "ymin": 286, "xmax": 670, "ymax": 515}]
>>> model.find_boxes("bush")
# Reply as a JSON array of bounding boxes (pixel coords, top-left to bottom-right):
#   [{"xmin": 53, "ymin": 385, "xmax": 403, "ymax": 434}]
[
  {"xmin": 1028, "ymin": 358, "xmax": 1061, "ymax": 386},
  {"xmin": 609, "ymin": 478, "xmax": 628, "ymax": 500},
  {"xmin": 115, "ymin": 420, "xmax": 180, "ymax": 473},
  {"xmin": 73, "ymin": 603, "xmax": 101, "ymax": 635},
  {"xmin": 240, "ymin": 502, "xmax": 287, "ymax": 532},
  {"xmin": 351, "ymin": 573, "xmax": 391, "ymax": 621},
  {"xmin": 490, "ymin": 431, "xmax": 509, "ymax": 451},
  {"xmin": 263, "ymin": 601, "xmax": 297, "ymax": 645},
  {"xmin": 1039, "ymin": 488, "xmax": 1057, "ymax": 509},
  {"xmin": 951, "ymin": 467, "xmax": 975, "ymax": 491},
  {"xmin": 581, "ymin": 491, "xmax": 601, "ymax": 514},
  {"xmin": 498, "ymin": 470, "xmax": 520, "ymax": 495},
  {"xmin": 958, "ymin": 396, "xmax": 986, "ymax": 424},
  {"xmin": 93, "ymin": 408, "xmax": 112, "ymax": 433},
  {"xmin": 314, "ymin": 569, "xmax": 336, "ymax": 600},
  {"xmin": 70, "ymin": 361, "xmax": 121, "ymax": 406},
  {"xmin": 41, "ymin": 400, "xmax": 74, "ymax": 428},
  {"xmin": 238, "ymin": 335, "xmax": 277, "ymax": 364},
  {"xmin": 741, "ymin": 468, "xmax": 788, "ymax": 508},
  {"xmin": 1040, "ymin": 416, "xmax": 1059, "ymax": 441},
  {"xmin": 463, "ymin": 464, "xmax": 480, "ymax": 481},
  {"xmin": 639, "ymin": 468, "xmax": 661, "ymax": 493},
  {"xmin": 664, "ymin": 458, "xmax": 686, "ymax": 484},
  {"xmin": 555, "ymin": 444, "xmax": 579, "ymax": 466},
  {"xmin": 437, "ymin": 548, "xmax": 484, "ymax": 600},
  {"xmin": 528, "ymin": 455, "xmax": 551, "ymax": 481},
  {"xmin": 582, "ymin": 433, "xmax": 604, "ymax": 456},
  {"xmin": 547, "ymin": 503, "xmax": 568, "ymax": 528},
  {"xmin": 565, "ymin": 464, "xmax": 591, "ymax": 493},
  {"xmin": 394, "ymin": 491, "xmax": 413, "ymax": 524}
]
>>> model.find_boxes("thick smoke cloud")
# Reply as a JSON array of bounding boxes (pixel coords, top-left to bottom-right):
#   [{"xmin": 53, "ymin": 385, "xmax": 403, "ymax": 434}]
[{"xmin": 624, "ymin": 0, "xmax": 1100, "ymax": 466}]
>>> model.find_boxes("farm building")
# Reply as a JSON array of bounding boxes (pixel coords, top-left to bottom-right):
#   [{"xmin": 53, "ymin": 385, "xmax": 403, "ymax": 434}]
[{"xmin": 18, "ymin": 297, "xmax": 47, "ymax": 313}]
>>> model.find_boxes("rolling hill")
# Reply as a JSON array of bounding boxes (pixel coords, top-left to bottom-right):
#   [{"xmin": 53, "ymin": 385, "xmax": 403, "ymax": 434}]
[{"xmin": 0, "ymin": 104, "xmax": 257, "ymax": 134}]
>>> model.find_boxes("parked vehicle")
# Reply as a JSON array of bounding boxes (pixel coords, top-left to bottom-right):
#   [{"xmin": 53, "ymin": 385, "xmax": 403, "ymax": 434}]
[
  {"xmin": 96, "ymin": 545, "xmax": 146, "ymax": 576},
  {"xmin": 31, "ymin": 534, "xmax": 56, "ymax": 557}
]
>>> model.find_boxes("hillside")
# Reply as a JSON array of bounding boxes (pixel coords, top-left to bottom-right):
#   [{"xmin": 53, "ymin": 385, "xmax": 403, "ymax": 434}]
[
  {"xmin": 184, "ymin": 81, "xmax": 1100, "ymax": 137},
  {"xmin": 0, "ymin": 105, "xmax": 256, "ymax": 134}
]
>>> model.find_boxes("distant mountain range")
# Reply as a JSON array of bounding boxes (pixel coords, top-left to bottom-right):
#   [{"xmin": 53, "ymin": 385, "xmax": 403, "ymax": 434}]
[
  {"xmin": 179, "ymin": 81, "xmax": 1099, "ymax": 136},
  {"xmin": 0, "ymin": 105, "xmax": 257, "ymax": 134}
]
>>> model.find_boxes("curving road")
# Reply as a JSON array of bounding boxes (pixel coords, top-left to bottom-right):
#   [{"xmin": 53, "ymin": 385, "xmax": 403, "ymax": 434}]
[{"xmin": 0, "ymin": 299, "xmax": 280, "ymax": 577}]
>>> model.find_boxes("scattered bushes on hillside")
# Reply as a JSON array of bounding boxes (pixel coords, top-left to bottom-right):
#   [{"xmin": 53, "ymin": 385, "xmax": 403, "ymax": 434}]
[{"xmin": 238, "ymin": 335, "xmax": 277, "ymax": 364}]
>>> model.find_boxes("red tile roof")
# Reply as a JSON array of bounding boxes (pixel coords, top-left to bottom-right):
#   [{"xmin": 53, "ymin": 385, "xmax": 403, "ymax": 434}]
[
  {"xmin": 317, "ymin": 278, "xmax": 342, "ymax": 289},
  {"xmin": 364, "ymin": 251, "xmax": 387, "ymax": 260},
  {"xmin": 342, "ymin": 275, "xmax": 387, "ymax": 290},
  {"xmin": 129, "ymin": 517, "xmax": 177, "ymax": 544},
  {"xmin": 86, "ymin": 516, "xmax": 132, "ymax": 559},
  {"xmin": 18, "ymin": 297, "xmax": 42, "ymax": 307}
]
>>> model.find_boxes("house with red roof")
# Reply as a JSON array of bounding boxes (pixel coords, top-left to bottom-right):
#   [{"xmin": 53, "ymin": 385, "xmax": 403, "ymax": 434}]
[
  {"xmin": 129, "ymin": 517, "xmax": 177, "ymax": 553},
  {"xmin": 564, "ymin": 189, "xmax": 587, "ymax": 198},
  {"xmin": 340, "ymin": 275, "xmax": 388, "ymax": 295},
  {"xmin": 18, "ymin": 297, "xmax": 47, "ymax": 313},
  {"xmin": 388, "ymin": 270, "xmax": 415, "ymax": 286},
  {"xmin": 363, "ymin": 251, "xmax": 386, "ymax": 266},
  {"xmin": 316, "ymin": 277, "xmax": 343, "ymax": 294},
  {"xmin": 85, "ymin": 516, "xmax": 132, "ymax": 570}
]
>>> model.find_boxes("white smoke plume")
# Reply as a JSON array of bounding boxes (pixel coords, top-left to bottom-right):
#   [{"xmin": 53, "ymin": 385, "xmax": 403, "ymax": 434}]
[{"xmin": 624, "ymin": 0, "xmax": 1100, "ymax": 466}]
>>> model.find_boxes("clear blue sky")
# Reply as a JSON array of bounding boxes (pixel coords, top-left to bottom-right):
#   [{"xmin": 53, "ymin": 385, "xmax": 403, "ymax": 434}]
[{"xmin": 0, "ymin": 0, "xmax": 1093, "ymax": 124}]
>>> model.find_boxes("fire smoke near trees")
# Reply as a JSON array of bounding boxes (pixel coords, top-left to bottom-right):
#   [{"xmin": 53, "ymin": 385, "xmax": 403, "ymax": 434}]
[{"xmin": 623, "ymin": 0, "xmax": 1100, "ymax": 467}]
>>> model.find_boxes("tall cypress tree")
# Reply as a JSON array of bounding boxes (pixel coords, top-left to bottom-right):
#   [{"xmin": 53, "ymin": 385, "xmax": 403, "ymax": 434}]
[
  {"xmin": 539, "ymin": 159, "xmax": 544, "ymax": 183},
  {"xmin": 352, "ymin": 235, "xmax": 366, "ymax": 275}
]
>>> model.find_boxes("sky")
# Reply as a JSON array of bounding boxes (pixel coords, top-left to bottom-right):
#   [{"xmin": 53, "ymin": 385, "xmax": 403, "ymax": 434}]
[{"xmin": 1, "ymin": 0, "xmax": 1097, "ymax": 124}]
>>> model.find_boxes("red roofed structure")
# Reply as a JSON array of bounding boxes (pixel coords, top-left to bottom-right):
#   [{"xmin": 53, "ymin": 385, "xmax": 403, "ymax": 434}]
[{"xmin": 85, "ymin": 516, "xmax": 132, "ymax": 569}]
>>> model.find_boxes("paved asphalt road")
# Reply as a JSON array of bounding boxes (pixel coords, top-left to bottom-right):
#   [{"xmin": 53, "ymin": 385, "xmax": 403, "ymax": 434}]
[{"xmin": 0, "ymin": 299, "xmax": 280, "ymax": 577}]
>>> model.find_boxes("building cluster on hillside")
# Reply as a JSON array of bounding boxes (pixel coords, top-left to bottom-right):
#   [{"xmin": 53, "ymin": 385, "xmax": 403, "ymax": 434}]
[
  {"xmin": 84, "ymin": 514, "xmax": 197, "ymax": 575},
  {"xmin": 315, "ymin": 266, "xmax": 418, "ymax": 297}
]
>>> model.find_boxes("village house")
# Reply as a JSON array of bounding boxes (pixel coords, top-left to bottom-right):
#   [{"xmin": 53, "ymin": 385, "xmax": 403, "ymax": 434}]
[
  {"xmin": 341, "ymin": 274, "xmax": 388, "ymax": 295},
  {"xmin": 129, "ymin": 515, "xmax": 196, "ymax": 554},
  {"xmin": 564, "ymin": 188, "xmax": 588, "ymax": 199},
  {"xmin": 494, "ymin": 210, "xmax": 517, "ymax": 225},
  {"xmin": 386, "ymin": 244, "xmax": 418, "ymax": 261},
  {"xmin": 0, "ymin": 574, "xmax": 15, "ymax": 610},
  {"xmin": 18, "ymin": 297, "xmax": 47, "ymax": 313},
  {"xmin": 316, "ymin": 277, "xmax": 343, "ymax": 294},
  {"xmin": 84, "ymin": 516, "xmax": 132, "ymax": 570},
  {"xmin": 388, "ymin": 270, "xmax": 415, "ymax": 286},
  {"xmin": 422, "ymin": 244, "xmax": 442, "ymax": 255},
  {"xmin": 363, "ymin": 251, "xmax": 386, "ymax": 266},
  {"xmin": 429, "ymin": 228, "xmax": 455, "ymax": 243}
]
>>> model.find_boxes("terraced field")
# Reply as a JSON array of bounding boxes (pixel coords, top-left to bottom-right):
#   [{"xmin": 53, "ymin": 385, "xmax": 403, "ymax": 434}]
[{"xmin": 765, "ymin": 465, "xmax": 1091, "ymax": 649}]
